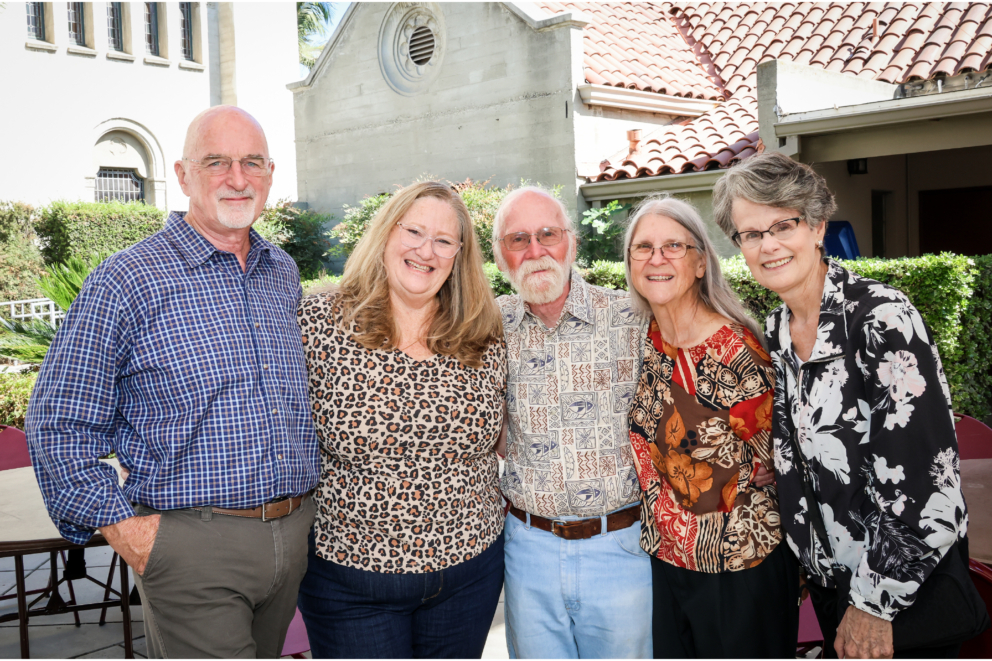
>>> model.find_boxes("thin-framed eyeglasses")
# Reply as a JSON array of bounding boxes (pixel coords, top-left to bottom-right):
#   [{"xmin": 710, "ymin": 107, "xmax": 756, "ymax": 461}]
[
  {"xmin": 498, "ymin": 227, "xmax": 570, "ymax": 252},
  {"xmin": 184, "ymin": 156, "xmax": 273, "ymax": 177},
  {"xmin": 629, "ymin": 241, "xmax": 698, "ymax": 261},
  {"xmin": 396, "ymin": 222, "xmax": 462, "ymax": 259},
  {"xmin": 731, "ymin": 217, "xmax": 803, "ymax": 248}
]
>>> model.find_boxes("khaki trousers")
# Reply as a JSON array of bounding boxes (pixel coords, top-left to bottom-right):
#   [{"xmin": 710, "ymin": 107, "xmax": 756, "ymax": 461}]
[{"xmin": 132, "ymin": 497, "xmax": 315, "ymax": 658}]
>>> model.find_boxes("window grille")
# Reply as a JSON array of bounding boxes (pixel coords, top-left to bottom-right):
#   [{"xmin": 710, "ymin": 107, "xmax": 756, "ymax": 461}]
[
  {"xmin": 96, "ymin": 169, "xmax": 145, "ymax": 203},
  {"xmin": 145, "ymin": 3, "xmax": 159, "ymax": 56},
  {"xmin": 26, "ymin": 2, "xmax": 45, "ymax": 41},
  {"xmin": 67, "ymin": 2, "xmax": 85, "ymax": 47},
  {"xmin": 107, "ymin": 3, "xmax": 123, "ymax": 52},
  {"xmin": 180, "ymin": 3, "xmax": 194, "ymax": 61}
]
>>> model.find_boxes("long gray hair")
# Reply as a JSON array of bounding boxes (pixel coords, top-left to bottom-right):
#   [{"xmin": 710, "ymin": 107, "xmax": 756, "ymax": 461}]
[{"xmin": 623, "ymin": 195, "xmax": 764, "ymax": 343}]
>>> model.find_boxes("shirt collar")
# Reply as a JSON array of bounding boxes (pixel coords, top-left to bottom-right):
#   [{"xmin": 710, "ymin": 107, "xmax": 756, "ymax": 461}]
[
  {"xmin": 164, "ymin": 211, "xmax": 271, "ymax": 269},
  {"xmin": 505, "ymin": 268, "xmax": 594, "ymax": 333},
  {"xmin": 779, "ymin": 257, "xmax": 849, "ymax": 362}
]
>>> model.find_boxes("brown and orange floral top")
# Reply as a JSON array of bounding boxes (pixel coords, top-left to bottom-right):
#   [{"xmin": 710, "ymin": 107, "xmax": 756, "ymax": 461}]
[
  {"xmin": 298, "ymin": 292, "xmax": 506, "ymax": 574},
  {"xmin": 628, "ymin": 320, "xmax": 782, "ymax": 573}
]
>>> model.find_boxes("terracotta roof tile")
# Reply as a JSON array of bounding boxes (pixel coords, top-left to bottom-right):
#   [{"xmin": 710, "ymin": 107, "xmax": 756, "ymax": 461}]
[{"xmin": 577, "ymin": 2, "xmax": 992, "ymax": 182}]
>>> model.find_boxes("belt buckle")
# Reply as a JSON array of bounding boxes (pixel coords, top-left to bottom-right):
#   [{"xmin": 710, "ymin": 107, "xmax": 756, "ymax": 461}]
[
  {"xmin": 261, "ymin": 502, "xmax": 269, "ymax": 522},
  {"xmin": 552, "ymin": 520, "xmax": 570, "ymax": 538}
]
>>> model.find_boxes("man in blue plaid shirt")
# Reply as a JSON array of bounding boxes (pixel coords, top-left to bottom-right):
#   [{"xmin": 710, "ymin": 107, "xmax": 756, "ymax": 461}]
[{"xmin": 26, "ymin": 106, "xmax": 320, "ymax": 658}]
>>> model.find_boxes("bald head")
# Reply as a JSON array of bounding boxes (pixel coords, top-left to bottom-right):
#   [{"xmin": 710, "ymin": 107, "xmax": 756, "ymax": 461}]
[{"xmin": 182, "ymin": 105, "xmax": 269, "ymax": 161}]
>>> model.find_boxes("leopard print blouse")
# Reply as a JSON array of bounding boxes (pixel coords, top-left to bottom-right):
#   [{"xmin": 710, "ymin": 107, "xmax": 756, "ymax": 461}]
[{"xmin": 298, "ymin": 292, "xmax": 507, "ymax": 573}]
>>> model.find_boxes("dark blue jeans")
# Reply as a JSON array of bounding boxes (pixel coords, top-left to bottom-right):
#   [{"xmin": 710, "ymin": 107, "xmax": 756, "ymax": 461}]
[{"xmin": 297, "ymin": 533, "xmax": 504, "ymax": 659}]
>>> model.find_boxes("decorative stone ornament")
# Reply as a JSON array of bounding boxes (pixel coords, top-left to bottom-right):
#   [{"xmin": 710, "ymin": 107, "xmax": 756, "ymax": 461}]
[{"xmin": 378, "ymin": 3, "xmax": 446, "ymax": 96}]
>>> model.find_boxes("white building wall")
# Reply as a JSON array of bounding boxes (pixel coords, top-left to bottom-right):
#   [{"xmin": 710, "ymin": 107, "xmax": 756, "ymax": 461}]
[
  {"xmin": 292, "ymin": 3, "xmax": 579, "ymax": 233},
  {"xmin": 0, "ymin": 2, "xmax": 297, "ymax": 211}
]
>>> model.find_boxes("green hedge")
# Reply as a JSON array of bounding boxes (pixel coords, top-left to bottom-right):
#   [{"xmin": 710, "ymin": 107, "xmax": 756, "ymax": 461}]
[
  {"xmin": 0, "ymin": 372, "xmax": 37, "ymax": 429},
  {"xmin": 480, "ymin": 253, "xmax": 991, "ymax": 419},
  {"xmin": 254, "ymin": 200, "xmax": 334, "ymax": 280},
  {"xmin": 0, "ymin": 201, "xmax": 46, "ymax": 303},
  {"xmin": 36, "ymin": 200, "xmax": 165, "ymax": 265}
]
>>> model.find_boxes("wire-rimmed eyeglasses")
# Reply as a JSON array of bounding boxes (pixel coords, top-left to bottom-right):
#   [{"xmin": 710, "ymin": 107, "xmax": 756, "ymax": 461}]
[
  {"xmin": 396, "ymin": 222, "xmax": 462, "ymax": 259},
  {"xmin": 184, "ymin": 156, "xmax": 274, "ymax": 178},
  {"xmin": 629, "ymin": 241, "xmax": 698, "ymax": 261},
  {"xmin": 731, "ymin": 217, "xmax": 803, "ymax": 248},
  {"xmin": 498, "ymin": 227, "xmax": 569, "ymax": 252}
]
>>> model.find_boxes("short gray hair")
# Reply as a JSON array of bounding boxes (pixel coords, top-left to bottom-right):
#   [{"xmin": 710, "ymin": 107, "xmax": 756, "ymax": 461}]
[
  {"xmin": 492, "ymin": 185, "xmax": 576, "ymax": 273},
  {"xmin": 623, "ymin": 195, "xmax": 764, "ymax": 343},
  {"xmin": 712, "ymin": 152, "xmax": 837, "ymax": 240}
]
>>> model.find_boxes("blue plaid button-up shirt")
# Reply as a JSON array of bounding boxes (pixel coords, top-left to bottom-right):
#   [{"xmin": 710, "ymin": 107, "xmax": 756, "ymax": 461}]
[{"xmin": 26, "ymin": 212, "xmax": 320, "ymax": 544}]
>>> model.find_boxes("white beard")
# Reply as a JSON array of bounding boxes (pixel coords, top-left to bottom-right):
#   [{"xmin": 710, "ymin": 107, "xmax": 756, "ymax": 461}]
[
  {"xmin": 216, "ymin": 187, "xmax": 257, "ymax": 229},
  {"xmin": 508, "ymin": 255, "xmax": 570, "ymax": 305}
]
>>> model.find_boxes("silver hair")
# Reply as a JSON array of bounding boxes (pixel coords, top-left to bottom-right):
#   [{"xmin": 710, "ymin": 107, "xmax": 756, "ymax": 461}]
[
  {"xmin": 623, "ymin": 194, "xmax": 765, "ymax": 343},
  {"xmin": 712, "ymin": 152, "xmax": 837, "ymax": 240},
  {"xmin": 492, "ymin": 185, "xmax": 577, "ymax": 273}
]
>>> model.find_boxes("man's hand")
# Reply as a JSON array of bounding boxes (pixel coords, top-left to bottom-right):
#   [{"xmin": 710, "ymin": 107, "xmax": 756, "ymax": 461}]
[
  {"xmin": 752, "ymin": 461, "xmax": 776, "ymax": 488},
  {"xmin": 835, "ymin": 605, "xmax": 894, "ymax": 659},
  {"xmin": 98, "ymin": 515, "xmax": 161, "ymax": 576}
]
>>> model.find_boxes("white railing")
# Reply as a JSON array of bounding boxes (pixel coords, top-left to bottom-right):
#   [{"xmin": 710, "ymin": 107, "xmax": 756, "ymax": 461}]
[{"xmin": 1, "ymin": 298, "xmax": 64, "ymax": 326}]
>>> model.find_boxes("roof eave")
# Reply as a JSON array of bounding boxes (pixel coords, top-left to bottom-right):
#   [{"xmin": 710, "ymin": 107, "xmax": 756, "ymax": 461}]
[
  {"xmin": 580, "ymin": 169, "xmax": 727, "ymax": 201},
  {"xmin": 578, "ymin": 84, "xmax": 721, "ymax": 116},
  {"xmin": 503, "ymin": 3, "xmax": 591, "ymax": 31}
]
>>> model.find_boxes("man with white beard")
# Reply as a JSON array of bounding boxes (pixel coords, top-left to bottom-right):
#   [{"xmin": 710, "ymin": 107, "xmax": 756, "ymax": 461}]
[
  {"xmin": 491, "ymin": 187, "xmax": 653, "ymax": 658},
  {"xmin": 26, "ymin": 106, "xmax": 319, "ymax": 658}
]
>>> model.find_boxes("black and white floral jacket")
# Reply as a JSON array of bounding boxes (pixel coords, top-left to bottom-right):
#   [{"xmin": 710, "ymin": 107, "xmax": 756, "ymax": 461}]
[{"xmin": 766, "ymin": 259, "xmax": 967, "ymax": 621}]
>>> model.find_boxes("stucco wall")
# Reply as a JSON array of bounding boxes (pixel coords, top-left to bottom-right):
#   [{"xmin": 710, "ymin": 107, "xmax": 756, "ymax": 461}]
[
  {"xmin": 292, "ymin": 3, "xmax": 580, "ymax": 244},
  {"xmin": 815, "ymin": 144, "xmax": 992, "ymax": 257},
  {"xmin": 0, "ymin": 2, "xmax": 297, "ymax": 211}
]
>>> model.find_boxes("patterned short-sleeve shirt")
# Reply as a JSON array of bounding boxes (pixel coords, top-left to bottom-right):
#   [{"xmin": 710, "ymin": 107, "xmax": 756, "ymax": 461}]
[
  {"xmin": 298, "ymin": 292, "xmax": 507, "ymax": 573},
  {"xmin": 498, "ymin": 270, "xmax": 648, "ymax": 518},
  {"xmin": 628, "ymin": 321, "xmax": 782, "ymax": 573}
]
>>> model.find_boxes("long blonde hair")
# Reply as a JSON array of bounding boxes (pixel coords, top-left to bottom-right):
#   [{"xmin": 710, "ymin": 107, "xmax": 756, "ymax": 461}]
[{"xmin": 336, "ymin": 181, "xmax": 502, "ymax": 368}]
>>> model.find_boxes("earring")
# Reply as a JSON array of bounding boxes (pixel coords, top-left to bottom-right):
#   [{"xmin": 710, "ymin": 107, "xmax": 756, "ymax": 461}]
[{"xmin": 816, "ymin": 240, "xmax": 824, "ymax": 248}]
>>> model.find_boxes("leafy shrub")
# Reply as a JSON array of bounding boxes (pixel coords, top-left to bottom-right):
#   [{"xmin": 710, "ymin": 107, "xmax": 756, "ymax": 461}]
[
  {"xmin": 484, "ymin": 253, "xmax": 992, "ymax": 418},
  {"xmin": 35, "ymin": 200, "xmax": 165, "ymax": 265},
  {"xmin": 301, "ymin": 272, "xmax": 342, "ymax": 295},
  {"xmin": 0, "ymin": 201, "xmax": 36, "ymax": 245},
  {"xmin": 0, "ymin": 372, "xmax": 37, "ymax": 428},
  {"xmin": 329, "ymin": 180, "xmax": 563, "ymax": 264},
  {"xmin": 255, "ymin": 200, "xmax": 333, "ymax": 280},
  {"xmin": 578, "ymin": 201, "xmax": 629, "ymax": 264},
  {"xmin": 0, "ymin": 234, "xmax": 46, "ymax": 303}
]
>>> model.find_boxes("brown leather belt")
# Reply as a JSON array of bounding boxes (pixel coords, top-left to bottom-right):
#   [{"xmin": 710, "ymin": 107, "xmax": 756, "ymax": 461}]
[
  {"xmin": 508, "ymin": 504, "xmax": 640, "ymax": 540},
  {"xmin": 193, "ymin": 491, "xmax": 312, "ymax": 521}
]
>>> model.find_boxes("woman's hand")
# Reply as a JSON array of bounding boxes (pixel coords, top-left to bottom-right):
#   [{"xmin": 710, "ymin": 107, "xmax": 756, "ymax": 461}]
[
  {"xmin": 834, "ymin": 605, "xmax": 893, "ymax": 659},
  {"xmin": 752, "ymin": 461, "xmax": 775, "ymax": 487}
]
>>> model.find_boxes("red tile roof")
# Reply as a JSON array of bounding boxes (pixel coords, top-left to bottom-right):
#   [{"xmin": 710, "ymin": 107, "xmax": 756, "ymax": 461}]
[{"xmin": 559, "ymin": 2, "xmax": 992, "ymax": 182}]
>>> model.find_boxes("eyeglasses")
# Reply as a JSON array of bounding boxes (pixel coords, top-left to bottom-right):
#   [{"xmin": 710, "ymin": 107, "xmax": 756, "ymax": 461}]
[
  {"xmin": 184, "ymin": 156, "xmax": 273, "ymax": 177},
  {"xmin": 396, "ymin": 222, "xmax": 462, "ymax": 259},
  {"xmin": 731, "ymin": 217, "xmax": 803, "ymax": 248},
  {"xmin": 498, "ymin": 227, "xmax": 569, "ymax": 252},
  {"xmin": 629, "ymin": 241, "xmax": 698, "ymax": 261}
]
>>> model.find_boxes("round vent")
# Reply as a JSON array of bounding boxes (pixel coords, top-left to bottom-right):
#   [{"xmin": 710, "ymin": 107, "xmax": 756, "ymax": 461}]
[{"xmin": 408, "ymin": 26, "xmax": 435, "ymax": 65}]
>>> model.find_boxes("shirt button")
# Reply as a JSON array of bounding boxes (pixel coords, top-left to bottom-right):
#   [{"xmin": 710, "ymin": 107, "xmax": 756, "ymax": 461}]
[
  {"xmin": 255, "ymin": 323, "xmax": 260, "ymax": 328},
  {"xmin": 263, "ymin": 364, "xmax": 269, "ymax": 370},
  {"xmin": 272, "ymin": 408, "xmax": 278, "ymax": 415},
  {"xmin": 277, "ymin": 454, "xmax": 283, "ymax": 460}
]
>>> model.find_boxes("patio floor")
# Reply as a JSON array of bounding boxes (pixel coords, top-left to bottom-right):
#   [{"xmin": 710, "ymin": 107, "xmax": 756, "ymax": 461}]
[{"xmin": 1, "ymin": 546, "xmax": 510, "ymax": 659}]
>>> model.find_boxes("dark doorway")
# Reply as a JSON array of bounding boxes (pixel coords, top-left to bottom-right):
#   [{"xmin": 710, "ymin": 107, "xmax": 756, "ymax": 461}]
[
  {"xmin": 919, "ymin": 186, "xmax": 992, "ymax": 256},
  {"xmin": 872, "ymin": 190, "xmax": 890, "ymax": 258}
]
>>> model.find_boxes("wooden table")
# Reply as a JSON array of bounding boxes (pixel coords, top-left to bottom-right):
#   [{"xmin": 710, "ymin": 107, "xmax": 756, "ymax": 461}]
[
  {"xmin": 961, "ymin": 458, "xmax": 992, "ymax": 564},
  {"xmin": 0, "ymin": 464, "xmax": 134, "ymax": 659}
]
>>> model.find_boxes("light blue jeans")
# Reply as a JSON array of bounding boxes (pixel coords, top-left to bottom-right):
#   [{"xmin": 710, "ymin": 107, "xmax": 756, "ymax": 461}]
[{"xmin": 503, "ymin": 507, "xmax": 653, "ymax": 659}]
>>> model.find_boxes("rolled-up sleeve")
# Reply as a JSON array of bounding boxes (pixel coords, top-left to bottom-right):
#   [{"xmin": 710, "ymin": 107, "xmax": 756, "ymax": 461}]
[
  {"xmin": 26, "ymin": 275, "xmax": 135, "ymax": 545},
  {"xmin": 847, "ymin": 299, "xmax": 966, "ymax": 620}
]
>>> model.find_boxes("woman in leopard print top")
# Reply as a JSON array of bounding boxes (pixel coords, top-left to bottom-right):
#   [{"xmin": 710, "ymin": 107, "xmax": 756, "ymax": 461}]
[{"xmin": 295, "ymin": 182, "xmax": 506, "ymax": 659}]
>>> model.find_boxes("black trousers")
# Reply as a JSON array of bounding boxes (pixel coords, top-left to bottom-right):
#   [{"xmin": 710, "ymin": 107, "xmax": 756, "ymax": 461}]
[
  {"xmin": 806, "ymin": 581, "xmax": 962, "ymax": 659},
  {"xmin": 650, "ymin": 543, "xmax": 800, "ymax": 658}
]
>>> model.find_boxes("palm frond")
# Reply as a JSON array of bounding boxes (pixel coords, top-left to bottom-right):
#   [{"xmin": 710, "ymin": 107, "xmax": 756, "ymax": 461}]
[
  {"xmin": 0, "ymin": 318, "xmax": 57, "ymax": 363},
  {"xmin": 36, "ymin": 253, "xmax": 106, "ymax": 312}
]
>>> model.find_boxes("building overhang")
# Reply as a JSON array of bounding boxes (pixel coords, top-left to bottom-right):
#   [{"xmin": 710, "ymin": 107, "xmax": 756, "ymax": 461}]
[
  {"xmin": 577, "ymin": 84, "xmax": 720, "ymax": 117},
  {"xmin": 580, "ymin": 169, "xmax": 726, "ymax": 201}
]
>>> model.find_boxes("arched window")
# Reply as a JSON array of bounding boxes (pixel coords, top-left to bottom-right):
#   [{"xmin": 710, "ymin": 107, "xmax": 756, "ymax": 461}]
[{"xmin": 96, "ymin": 169, "xmax": 145, "ymax": 203}]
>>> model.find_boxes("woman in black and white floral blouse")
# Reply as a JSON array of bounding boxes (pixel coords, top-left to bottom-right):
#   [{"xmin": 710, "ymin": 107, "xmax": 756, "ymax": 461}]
[{"xmin": 712, "ymin": 153, "xmax": 981, "ymax": 659}]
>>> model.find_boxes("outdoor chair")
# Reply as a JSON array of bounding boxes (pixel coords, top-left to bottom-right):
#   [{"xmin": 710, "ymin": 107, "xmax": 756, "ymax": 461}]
[
  {"xmin": 955, "ymin": 414, "xmax": 992, "ymax": 460},
  {"xmin": 0, "ymin": 424, "xmax": 135, "ymax": 657},
  {"xmin": 280, "ymin": 607, "xmax": 311, "ymax": 658},
  {"xmin": 960, "ymin": 559, "xmax": 992, "ymax": 657}
]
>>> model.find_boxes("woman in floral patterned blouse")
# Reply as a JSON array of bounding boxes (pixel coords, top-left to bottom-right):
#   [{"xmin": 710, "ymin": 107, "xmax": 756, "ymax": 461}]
[
  {"xmin": 623, "ymin": 195, "xmax": 800, "ymax": 658},
  {"xmin": 713, "ymin": 152, "xmax": 979, "ymax": 659}
]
